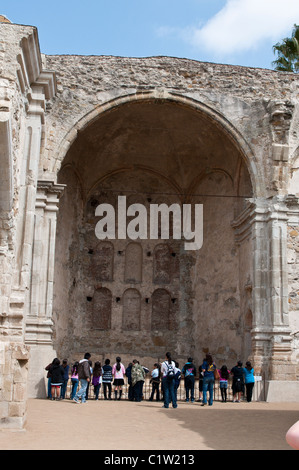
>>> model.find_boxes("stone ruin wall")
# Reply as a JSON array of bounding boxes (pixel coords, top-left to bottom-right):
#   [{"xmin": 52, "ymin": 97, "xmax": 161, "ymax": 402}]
[
  {"xmin": 0, "ymin": 21, "xmax": 299, "ymax": 427},
  {"xmin": 42, "ymin": 53, "xmax": 299, "ymax": 371}
]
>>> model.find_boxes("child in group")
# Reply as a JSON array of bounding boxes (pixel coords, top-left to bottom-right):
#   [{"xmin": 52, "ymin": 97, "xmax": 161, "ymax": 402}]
[
  {"xmin": 149, "ymin": 363, "xmax": 161, "ymax": 401},
  {"xmin": 61, "ymin": 359, "xmax": 69, "ymax": 399},
  {"xmin": 85, "ymin": 360, "xmax": 93, "ymax": 400},
  {"xmin": 70, "ymin": 361, "xmax": 79, "ymax": 400},
  {"xmin": 197, "ymin": 363, "xmax": 204, "ymax": 402},
  {"xmin": 112, "ymin": 356, "xmax": 126, "ymax": 400},
  {"xmin": 218, "ymin": 365, "xmax": 230, "ymax": 402},
  {"xmin": 181, "ymin": 357, "xmax": 196, "ymax": 402},
  {"xmin": 92, "ymin": 361, "xmax": 102, "ymax": 400},
  {"xmin": 231, "ymin": 361, "xmax": 245, "ymax": 402},
  {"xmin": 49, "ymin": 358, "xmax": 65, "ymax": 401},
  {"xmin": 174, "ymin": 361, "xmax": 181, "ymax": 403},
  {"xmin": 243, "ymin": 361, "xmax": 255, "ymax": 402},
  {"xmin": 102, "ymin": 358, "xmax": 113, "ymax": 400}
]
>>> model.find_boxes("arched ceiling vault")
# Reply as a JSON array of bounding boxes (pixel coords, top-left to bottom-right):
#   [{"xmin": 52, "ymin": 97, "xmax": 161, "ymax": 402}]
[{"xmin": 59, "ymin": 98, "xmax": 253, "ymax": 202}]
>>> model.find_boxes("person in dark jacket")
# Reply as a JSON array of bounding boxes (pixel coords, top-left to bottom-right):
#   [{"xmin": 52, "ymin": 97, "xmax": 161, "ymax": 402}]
[
  {"xmin": 73, "ymin": 353, "xmax": 91, "ymax": 404},
  {"xmin": 102, "ymin": 358, "xmax": 113, "ymax": 400},
  {"xmin": 126, "ymin": 363, "xmax": 134, "ymax": 401},
  {"xmin": 49, "ymin": 358, "xmax": 65, "ymax": 400},
  {"xmin": 61, "ymin": 359, "xmax": 69, "ymax": 399},
  {"xmin": 45, "ymin": 361, "xmax": 53, "ymax": 399},
  {"xmin": 181, "ymin": 357, "xmax": 196, "ymax": 402},
  {"xmin": 231, "ymin": 360, "xmax": 245, "ymax": 402}
]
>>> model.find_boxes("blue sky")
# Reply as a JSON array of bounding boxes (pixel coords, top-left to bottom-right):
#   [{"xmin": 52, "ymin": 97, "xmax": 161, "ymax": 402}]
[{"xmin": 1, "ymin": 0, "xmax": 299, "ymax": 70}]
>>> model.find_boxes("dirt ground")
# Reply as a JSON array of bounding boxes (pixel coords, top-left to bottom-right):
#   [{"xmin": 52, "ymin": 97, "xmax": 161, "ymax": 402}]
[{"xmin": 0, "ymin": 398, "xmax": 298, "ymax": 451}]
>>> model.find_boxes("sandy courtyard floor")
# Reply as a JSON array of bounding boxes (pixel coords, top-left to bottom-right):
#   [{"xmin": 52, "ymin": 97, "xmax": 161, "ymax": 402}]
[{"xmin": 0, "ymin": 398, "xmax": 298, "ymax": 451}]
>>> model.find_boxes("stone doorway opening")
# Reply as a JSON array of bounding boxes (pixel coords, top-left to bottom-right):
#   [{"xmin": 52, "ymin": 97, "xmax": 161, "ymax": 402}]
[{"xmin": 53, "ymin": 98, "xmax": 253, "ymax": 369}]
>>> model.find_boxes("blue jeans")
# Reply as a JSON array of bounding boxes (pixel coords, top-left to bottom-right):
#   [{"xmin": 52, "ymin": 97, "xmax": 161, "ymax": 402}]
[
  {"xmin": 74, "ymin": 379, "xmax": 88, "ymax": 403},
  {"xmin": 61, "ymin": 379, "xmax": 68, "ymax": 399},
  {"xmin": 70, "ymin": 378, "xmax": 79, "ymax": 399},
  {"xmin": 203, "ymin": 376, "xmax": 215, "ymax": 405},
  {"xmin": 47, "ymin": 378, "xmax": 52, "ymax": 398},
  {"xmin": 162, "ymin": 377, "xmax": 177, "ymax": 408},
  {"xmin": 94, "ymin": 384, "xmax": 101, "ymax": 400}
]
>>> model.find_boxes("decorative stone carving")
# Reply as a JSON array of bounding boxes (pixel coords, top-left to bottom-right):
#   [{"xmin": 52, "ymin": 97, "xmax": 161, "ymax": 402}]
[{"xmin": 269, "ymin": 100, "xmax": 294, "ymax": 162}]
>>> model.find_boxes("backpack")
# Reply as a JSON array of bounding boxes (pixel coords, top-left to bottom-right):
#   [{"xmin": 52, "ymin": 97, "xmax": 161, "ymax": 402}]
[{"xmin": 165, "ymin": 361, "xmax": 175, "ymax": 380}]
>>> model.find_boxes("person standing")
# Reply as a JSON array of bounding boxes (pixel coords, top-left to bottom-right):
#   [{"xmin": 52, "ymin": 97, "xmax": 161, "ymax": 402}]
[
  {"xmin": 197, "ymin": 363, "xmax": 204, "ymax": 402},
  {"xmin": 174, "ymin": 361, "xmax": 181, "ymax": 403},
  {"xmin": 218, "ymin": 365, "xmax": 230, "ymax": 403},
  {"xmin": 45, "ymin": 360, "xmax": 54, "ymax": 399},
  {"xmin": 102, "ymin": 358, "xmax": 113, "ymax": 400},
  {"xmin": 73, "ymin": 352, "xmax": 91, "ymax": 404},
  {"xmin": 126, "ymin": 362, "xmax": 134, "ymax": 401},
  {"xmin": 243, "ymin": 361, "xmax": 255, "ymax": 402},
  {"xmin": 131, "ymin": 359, "xmax": 145, "ymax": 402},
  {"xmin": 161, "ymin": 352, "xmax": 177, "ymax": 409},
  {"xmin": 92, "ymin": 361, "xmax": 102, "ymax": 400},
  {"xmin": 181, "ymin": 357, "xmax": 196, "ymax": 402},
  {"xmin": 70, "ymin": 361, "xmax": 79, "ymax": 400},
  {"xmin": 85, "ymin": 360, "xmax": 93, "ymax": 400},
  {"xmin": 231, "ymin": 360, "xmax": 245, "ymax": 402},
  {"xmin": 61, "ymin": 359, "xmax": 69, "ymax": 399},
  {"xmin": 112, "ymin": 356, "xmax": 125, "ymax": 400},
  {"xmin": 201, "ymin": 353, "xmax": 217, "ymax": 406},
  {"xmin": 49, "ymin": 358, "xmax": 65, "ymax": 400},
  {"xmin": 149, "ymin": 363, "xmax": 160, "ymax": 401}
]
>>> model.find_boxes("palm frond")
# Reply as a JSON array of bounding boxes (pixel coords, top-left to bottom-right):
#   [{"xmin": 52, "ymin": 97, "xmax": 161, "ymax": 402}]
[{"xmin": 273, "ymin": 24, "xmax": 299, "ymax": 72}]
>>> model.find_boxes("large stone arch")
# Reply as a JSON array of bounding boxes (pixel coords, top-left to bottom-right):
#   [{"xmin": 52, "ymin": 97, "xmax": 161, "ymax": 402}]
[
  {"xmin": 3, "ymin": 19, "xmax": 299, "ymax": 430},
  {"xmin": 52, "ymin": 91, "xmax": 260, "ymax": 197},
  {"xmin": 52, "ymin": 94, "xmax": 258, "ymax": 368}
]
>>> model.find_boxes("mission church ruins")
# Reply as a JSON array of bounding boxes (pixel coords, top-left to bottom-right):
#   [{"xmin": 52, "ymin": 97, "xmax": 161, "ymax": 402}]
[{"xmin": 0, "ymin": 16, "xmax": 299, "ymax": 428}]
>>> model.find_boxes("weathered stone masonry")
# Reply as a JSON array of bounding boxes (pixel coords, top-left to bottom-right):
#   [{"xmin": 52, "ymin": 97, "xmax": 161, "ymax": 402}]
[{"xmin": 0, "ymin": 18, "xmax": 299, "ymax": 428}]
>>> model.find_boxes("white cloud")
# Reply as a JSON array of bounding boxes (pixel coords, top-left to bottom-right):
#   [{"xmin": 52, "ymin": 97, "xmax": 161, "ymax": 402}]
[{"xmin": 189, "ymin": 0, "xmax": 299, "ymax": 55}]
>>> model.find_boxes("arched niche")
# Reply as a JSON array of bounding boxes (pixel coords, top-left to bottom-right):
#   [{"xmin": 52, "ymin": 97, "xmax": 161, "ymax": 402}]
[
  {"xmin": 153, "ymin": 243, "xmax": 179, "ymax": 284},
  {"xmin": 151, "ymin": 288, "xmax": 171, "ymax": 331},
  {"xmin": 122, "ymin": 288, "xmax": 141, "ymax": 331},
  {"xmin": 124, "ymin": 242, "xmax": 142, "ymax": 283},
  {"xmin": 153, "ymin": 244, "xmax": 172, "ymax": 284},
  {"xmin": 92, "ymin": 287, "xmax": 112, "ymax": 330},
  {"xmin": 92, "ymin": 241, "xmax": 114, "ymax": 282}
]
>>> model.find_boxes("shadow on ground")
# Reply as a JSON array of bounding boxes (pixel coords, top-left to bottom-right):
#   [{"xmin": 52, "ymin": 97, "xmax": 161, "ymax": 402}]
[{"xmin": 157, "ymin": 405, "xmax": 296, "ymax": 450}]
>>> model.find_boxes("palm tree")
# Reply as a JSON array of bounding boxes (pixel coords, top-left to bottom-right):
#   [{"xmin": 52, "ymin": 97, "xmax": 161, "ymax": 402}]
[{"xmin": 272, "ymin": 24, "xmax": 299, "ymax": 72}]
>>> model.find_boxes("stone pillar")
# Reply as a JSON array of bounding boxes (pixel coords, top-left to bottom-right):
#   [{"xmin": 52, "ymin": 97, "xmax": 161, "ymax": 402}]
[
  {"xmin": 250, "ymin": 197, "xmax": 297, "ymax": 400},
  {"xmin": 0, "ymin": 80, "xmax": 30, "ymax": 428},
  {"xmin": 233, "ymin": 196, "xmax": 298, "ymax": 400},
  {"xmin": 14, "ymin": 67, "xmax": 57, "ymax": 399},
  {"xmin": 19, "ymin": 111, "xmax": 44, "ymax": 291},
  {"xmin": 25, "ymin": 181, "xmax": 64, "ymax": 398},
  {"xmin": 0, "ymin": 23, "xmax": 58, "ymax": 426},
  {"xmin": 0, "ymin": 80, "xmax": 14, "ymax": 332}
]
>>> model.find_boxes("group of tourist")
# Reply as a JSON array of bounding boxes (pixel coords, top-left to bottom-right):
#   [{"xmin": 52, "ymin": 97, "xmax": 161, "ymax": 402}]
[{"xmin": 45, "ymin": 352, "xmax": 255, "ymax": 408}]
